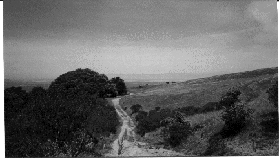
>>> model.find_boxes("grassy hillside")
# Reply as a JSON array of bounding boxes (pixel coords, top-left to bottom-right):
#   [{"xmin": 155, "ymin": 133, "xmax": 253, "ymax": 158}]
[
  {"xmin": 120, "ymin": 67, "xmax": 277, "ymax": 112},
  {"xmin": 119, "ymin": 67, "xmax": 278, "ymax": 156}
]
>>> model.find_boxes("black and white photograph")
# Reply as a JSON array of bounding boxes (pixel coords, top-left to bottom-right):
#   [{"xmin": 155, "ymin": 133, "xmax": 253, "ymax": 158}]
[{"xmin": 3, "ymin": 0, "xmax": 278, "ymax": 158}]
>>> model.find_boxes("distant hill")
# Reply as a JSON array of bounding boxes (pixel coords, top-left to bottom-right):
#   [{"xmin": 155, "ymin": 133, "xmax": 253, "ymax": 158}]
[
  {"xmin": 4, "ymin": 79, "xmax": 51, "ymax": 92},
  {"xmin": 184, "ymin": 67, "xmax": 278, "ymax": 84},
  {"xmin": 120, "ymin": 67, "xmax": 278, "ymax": 111},
  {"xmin": 107, "ymin": 72, "xmax": 228, "ymax": 82}
]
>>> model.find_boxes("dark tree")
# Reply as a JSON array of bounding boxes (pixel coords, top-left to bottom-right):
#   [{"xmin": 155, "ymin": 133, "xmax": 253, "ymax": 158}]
[
  {"xmin": 4, "ymin": 68, "xmax": 120, "ymax": 157},
  {"xmin": 4, "ymin": 87, "xmax": 29, "ymax": 157},
  {"xmin": 110, "ymin": 77, "xmax": 127, "ymax": 96},
  {"xmin": 48, "ymin": 68, "xmax": 110, "ymax": 98},
  {"xmin": 4, "ymin": 87, "xmax": 28, "ymax": 120}
]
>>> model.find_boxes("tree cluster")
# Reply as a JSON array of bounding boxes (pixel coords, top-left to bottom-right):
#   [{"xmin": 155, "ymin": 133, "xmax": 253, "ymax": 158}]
[
  {"xmin": 109, "ymin": 77, "xmax": 127, "ymax": 96},
  {"xmin": 5, "ymin": 68, "xmax": 125, "ymax": 157}
]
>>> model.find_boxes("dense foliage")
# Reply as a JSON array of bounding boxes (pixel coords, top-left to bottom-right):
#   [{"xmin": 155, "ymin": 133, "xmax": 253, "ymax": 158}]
[
  {"xmin": 130, "ymin": 104, "xmax": 142, "ymax": 115},
  {"xmin": 219, "ymin": 87, "xmax": 241, "ymax": 108},
  {"xmin": 134, "ymin": 105, "xmax": 192, "ymax": 147},
  {"xmin": 134, "ymin": 99, "xmax": 225, "ymax": 146},
  {"xmin": 110, "ymin": 77, "xmax": 127, "ymax": 96},
  {"xmin": 266, "ymin": 81, "xmax": 278, "ymax": 108},
  {"xmin": 221, "ymin": 103, "xmax": 251, "ymax": 137},
  {"xmin": 135, "ymin": 107, "xmax": 175, "ymax": 136},
  {"xmin": 220, "ymin": 88, "xmax": 251, "ymax": 138},
  {"xmin": 5, "ymin": 68, "xmax": 123, "ymax": 157},
  {"xmin": 162, "ymin": 121, "xmax": 192, "ymax": 147},
  {"xmin": 135, "ymin": 110, "xmax": 148, "ymax": 122}
]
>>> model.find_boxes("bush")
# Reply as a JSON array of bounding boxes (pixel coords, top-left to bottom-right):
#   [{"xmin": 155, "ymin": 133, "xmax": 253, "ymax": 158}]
[
  {"xmin": 155, "ymin": 107, "xmax": 161, "ymax": 111},
  {"xmin": 136, "ymin": 118, "xmax": 151, "ymax": 136},
  {"xmin": 136, "ymin": 109, "xmax": 175, "ymax": 137},
  {"xmin": 162, "ymin": 121, "xmax": 192, "ymax": 147},
  {"xmin": 130, "ymin": 104, "xmax": 142, "ymax": 115},
  {"xmin": 260, "ymin": 111, "xmax": 278, "ymax": 136},
  {"xmin": 266, "ymin": 81, "xmax": 278, "ymax": 108},
  {"xmin": 221, "ymin": 103, "xmax": 251, "ymax": 138},
  {"xmin": 201, "ymin": 102, "xmax": 222, "ymax": 113},
  {"xmin": 135, "ymin": 111, "xmax": 148, "ymax": 122},
  {"xmin": 219, "ymin": 88, "xmax": 252, "ymax": 138},
  {"xmin": 219, "ymin": 87, "xmax": 241, "ymax": 108},
  {"xmin": 177, "ymin": 106, "xmax": 200, "ymax": 116}
]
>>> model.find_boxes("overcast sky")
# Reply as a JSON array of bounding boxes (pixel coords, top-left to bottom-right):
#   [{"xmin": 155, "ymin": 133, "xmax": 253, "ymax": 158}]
[{"xmin": 4, "ymin": 0, "xmax": 278, "ymax": 80}]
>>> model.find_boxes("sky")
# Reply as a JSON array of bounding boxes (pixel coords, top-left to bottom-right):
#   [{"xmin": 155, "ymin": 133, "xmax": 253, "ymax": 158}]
[{"xmin": 4, "ymin": 0, "xmax": 278, "ymax": 81}]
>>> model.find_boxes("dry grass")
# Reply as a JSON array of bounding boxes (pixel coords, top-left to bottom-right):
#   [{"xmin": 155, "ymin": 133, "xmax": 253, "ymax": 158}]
[
  {"xmin": 226, "ymin": 137, "xmax": 279, "ymax": 156},
  {"xmin": 121, "ymin": 74, "xmax": 276, "ymax": 113},
  {"xmin": 118, "ymin": 70, "xmax": 277, "ymax": 156}
]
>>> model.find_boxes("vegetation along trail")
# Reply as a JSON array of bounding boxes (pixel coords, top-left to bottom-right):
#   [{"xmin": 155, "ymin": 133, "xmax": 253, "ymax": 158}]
[{"xmin": 105, "ymin": 98, "xmax": 184, "ymax": 157}]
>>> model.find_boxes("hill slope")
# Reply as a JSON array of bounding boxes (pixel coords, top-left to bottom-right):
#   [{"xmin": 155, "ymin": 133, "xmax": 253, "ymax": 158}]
[
  {"xmin": 119, "ymin": 67, "xmax": 278, "ymax": 156},
  {"xmin": 120, "ymin": 67, "xmax": 277, "ymax": 112}
]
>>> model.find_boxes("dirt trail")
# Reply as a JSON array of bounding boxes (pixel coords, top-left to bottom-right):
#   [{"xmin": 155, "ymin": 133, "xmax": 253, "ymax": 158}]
[{"xmin": 105, "ymin": 98, "xmax": 184, "ymax": 157}]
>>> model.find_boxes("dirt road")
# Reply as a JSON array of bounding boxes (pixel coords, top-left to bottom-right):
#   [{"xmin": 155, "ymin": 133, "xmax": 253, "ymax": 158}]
[{"xmin": 105, "ymin": 98, "xmax": 184, "ymax": 157}]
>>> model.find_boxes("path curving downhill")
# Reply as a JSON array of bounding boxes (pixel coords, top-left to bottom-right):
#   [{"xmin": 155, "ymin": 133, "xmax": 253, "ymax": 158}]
[{"xmin": 105, "ymin": 98, "xmax": 184, "ymax": 157}]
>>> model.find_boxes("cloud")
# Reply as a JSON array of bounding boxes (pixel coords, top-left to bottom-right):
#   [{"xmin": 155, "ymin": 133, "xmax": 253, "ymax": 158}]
[
  {"xmin": 246, "ymin": 0, "xmax": 278, "ymax": 47},
  {"xmin": 248, "ymin": 0, "xmax": 278, "ymax": 33}
]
